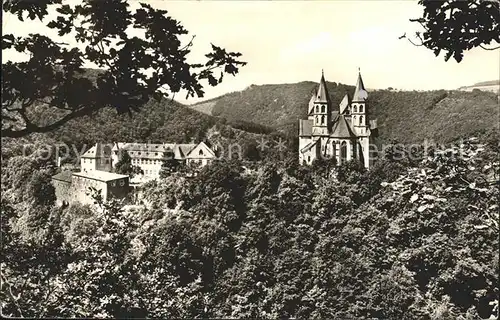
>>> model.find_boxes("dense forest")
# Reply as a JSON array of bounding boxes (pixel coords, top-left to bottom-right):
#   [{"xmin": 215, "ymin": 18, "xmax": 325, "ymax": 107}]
[
  {"xmin": 1, "ymin": 131, "xmax": 498, "ymax": 318},
  {"xmin": 1, "ymin": 92, "xmax": 282, "ymax": 167},
  {"xmin": 191, "ymin": 81, "xmax": 499, "ymax": 143}
]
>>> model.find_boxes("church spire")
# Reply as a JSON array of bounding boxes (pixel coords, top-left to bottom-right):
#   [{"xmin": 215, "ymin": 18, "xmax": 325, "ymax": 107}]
[
  {"xmin": 315, "ymin": 70, "xmax": 330, "ymax": 103},
  {"xmin": 352, "ymin": 70, "xmax": 368, "ymax": 102}
]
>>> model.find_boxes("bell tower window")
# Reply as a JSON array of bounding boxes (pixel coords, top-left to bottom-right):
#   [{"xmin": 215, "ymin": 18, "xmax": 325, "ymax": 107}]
[
  {"xmin": 359, "ymin": 105, "xmax": 364, "ymax": 113},
  {"xmin": 360, "ymin": 116, "xmax": 364, "ymax": 125},
  {"xmin": 321, "ymin": 115, "xmax": 325, "ymax": 125},
  {"xmin": 353, "ymin": 105, "xmax": 357, "ymax": 113},
  {"xmin": 321, "ymin": 105, "xmax": 325, "ymax": 113}
]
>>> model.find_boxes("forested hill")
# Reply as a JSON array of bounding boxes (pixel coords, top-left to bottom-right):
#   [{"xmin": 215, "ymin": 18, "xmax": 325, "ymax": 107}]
[
  {"xmin": 191, "ymin": 81, "xmax": 499, "ymax": 143},
  {"xmin": 17, "ymin": 93, "xmax": 274, "ymax": 145}
]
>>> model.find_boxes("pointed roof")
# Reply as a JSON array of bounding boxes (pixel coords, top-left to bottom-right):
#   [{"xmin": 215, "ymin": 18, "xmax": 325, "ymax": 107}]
[
  {"xmin": 81, "ymin": 143, "xmax": 113, "ymax": 159},
  {"xmin": 352, "ymin": 72, "xmax": 368, "ymax": 102},
  {"xmin": 330, "ymin": 114, "xmax": 357, "ymax": 138},
  {"xmin": 339, "ymin": 94, "xmax": 350, "ymax": 114},
  {"xmin": 314, "ymin": 70, "xmax": 330, "ymax": 104},
  {"xmin": 185, "ymin": 142, "xmax": 216, "ymax": 158},
  {"xmin": 307, "ymin": 94, "xmax": 315, "ymax": 115}
]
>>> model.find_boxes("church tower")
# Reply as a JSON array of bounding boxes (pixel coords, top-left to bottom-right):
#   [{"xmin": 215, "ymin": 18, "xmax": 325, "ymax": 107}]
[
  {"xmin": 299, "ymin": 69, "xmax": 377, "ymax": 169},
  {"xmin": 311, "ymin": 70, "xmax": 331, "ymax": 136},
  {"xmin": 351, "ymin": 71, "xmax": 371, "ymax": 168}
]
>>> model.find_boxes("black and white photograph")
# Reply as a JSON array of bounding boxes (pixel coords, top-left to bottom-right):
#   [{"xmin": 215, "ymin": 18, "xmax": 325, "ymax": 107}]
[{"xmin": 1, "ymin": 0, "xmax": 499, "ymax": 318}]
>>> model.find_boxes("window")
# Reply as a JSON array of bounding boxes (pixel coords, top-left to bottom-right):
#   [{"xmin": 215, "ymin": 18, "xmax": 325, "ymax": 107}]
[
  {"xmin": 321, "ymin": 105, "xmax": 325, "ymax": 113},
  {"xmin": 340, "ymin": 141, "xmax": 347, "ymax": 163},
  {"xmin": 119, "ymin": 179, "xmax": 125, "ymax": 186},
  {"xmin": 360, "ymin": 116, "xmax": 364, "ymax": 125},
  {"xmin": 316, "ymin": 115, "xmax": 319, "ymax": 124},
  {"xmin": 105, "ymin": 159, "xmax": 109, "ymax": 164},
  {"xmin": 199, "ymin": 149, "xmax": 204, "ymax": 156},
  {"xmin": 111, "ymin": 181, "xmax": 116, "ymax": 187},
  {"xmin": 321, "ymin": 115, "xmax": 325, "ymax": 124},
  {"xmin": 359, "ymin": 105, "xmax": 364, "ymax": 113},
  {"xmin": 353, "ymin": 105, "xmax": 357, "ymax": 113},
  {"xmin": 315, "ymin": 105, "xmax": 319, "ymax": 113},
  {"xmin": 308, "ymin": 156, "xmax": 311, "ymax": 163}
]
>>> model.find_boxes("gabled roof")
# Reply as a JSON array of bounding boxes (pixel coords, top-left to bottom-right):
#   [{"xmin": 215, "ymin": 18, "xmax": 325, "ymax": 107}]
[
  {"xmin": 185, "ymin": 142, "xmax": 216, "ymax": 158},
  {"xmin": 178, "ymin": 144, "xmax": 197, "ymax": 157},
  {"xmin": 300, "ymin": 139, "xmax": 319, "ymax": 153},
  {"xmin": 330, "ymin": 114, "xmax": 358, "ymax": 138},
  {"xmin": 352, "ymin": 72, "xmax": 368, "ymax": 102},
  {"xmin": 314, "ymin": 71, "xmax": 331, "ymax": 104},
  {"xmin": 81, "ymin": 143, "xmax": 113, "ymax": 159},
  {"xmin": 299, "ymin": 119, "xmax": 313, "ymax": 136},
  {"xmin": 339, "ymin": 94, "xmax": 350, "ymax": 114},
  {"xmin": 52, "ymin": 171, "xmax": 73, "ymax": 183}
]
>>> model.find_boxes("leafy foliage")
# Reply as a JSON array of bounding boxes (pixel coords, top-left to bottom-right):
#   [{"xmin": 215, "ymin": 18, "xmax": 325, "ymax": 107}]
[
  {"xmin": 404, "ymin": 0, "xmax": 500, "ymax": 62},
  {"xmin": 114, "ymin": 150, "xmax": 143, "ymax": 177},
  {"xmin": 2, "ymin": 0, "xmax": 246, "ymax": 137},
  {"xmin": 2, "ymin": 135, "xmax": 498, "ymax": 318}
]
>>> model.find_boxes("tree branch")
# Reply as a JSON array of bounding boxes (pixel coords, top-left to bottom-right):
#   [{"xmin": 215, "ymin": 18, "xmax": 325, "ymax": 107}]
[
  {"xmin": 1, "ymin": 105, "xmax": 103, "ymax": 138},
  {"xmin": 479, "ymin": 44, "xmax": 500, "ymax": 50}
]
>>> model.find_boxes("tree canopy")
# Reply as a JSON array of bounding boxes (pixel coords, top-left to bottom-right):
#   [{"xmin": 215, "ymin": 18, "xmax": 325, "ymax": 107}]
[
  {"xmin": 2, "ymin": 0, "xmax": 246, "ymax": 138},
  {"xmin": 404, "ymin": 0, "xmax": 500, "ymax": 62}
]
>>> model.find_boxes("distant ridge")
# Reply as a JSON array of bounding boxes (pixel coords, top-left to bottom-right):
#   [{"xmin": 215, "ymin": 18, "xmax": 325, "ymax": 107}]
[
  {"xmin": 188, "ymin": 80, "xmax": 499, "ymax": 144},
  {"xmin": 458, "ymin": 79, "xmax": 499, "ymax": 93}
]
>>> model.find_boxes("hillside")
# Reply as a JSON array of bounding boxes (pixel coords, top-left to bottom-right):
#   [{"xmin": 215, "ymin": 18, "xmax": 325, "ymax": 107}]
[
  {"xmin": 2, "ymin": 93, "xmax": 286, "ymax": 165},
  {"xmin": 458, "ymin": 79, "xmax": 500, "ymax": 93},
  {"xmin": 190, "ymin": 81, "xmax": 499, "ymax": 143}
]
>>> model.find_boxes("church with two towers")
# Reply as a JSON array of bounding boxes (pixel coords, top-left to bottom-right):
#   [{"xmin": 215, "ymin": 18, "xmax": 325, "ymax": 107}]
[{"xmin": 298, "ymin": 70, "xmax": 377, "ymax": 169}]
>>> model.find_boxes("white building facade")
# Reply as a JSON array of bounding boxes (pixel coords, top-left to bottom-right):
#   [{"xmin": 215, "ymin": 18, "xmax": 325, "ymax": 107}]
[{"xmin": 298, "ymin": 70, "xmax": 377, "ymax": 169}]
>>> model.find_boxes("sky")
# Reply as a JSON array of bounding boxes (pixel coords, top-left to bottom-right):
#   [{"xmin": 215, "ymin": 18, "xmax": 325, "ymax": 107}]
[{"xmin": 3, "ymin": 0, "xmax": 499, "ymax": 104}]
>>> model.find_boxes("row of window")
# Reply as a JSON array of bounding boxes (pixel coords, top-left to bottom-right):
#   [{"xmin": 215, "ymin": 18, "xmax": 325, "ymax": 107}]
[
  {"xmin": 314, "ymin": 104, "xmax": 365, "ymax": 114},
  {"xmin": 132, "ymin": 159, "xmax": 162, "ymax": 165},
  {"xmin": 314, "ymin": 114, "xmax": 365, "ymax": 126},
  {"xmin": 353, "ymin": 115, "xmax": 364, "ymax": 125},
  {"xmin": 82, "ymin": 158, "xmax": 110, "ymax": 164},
  {"xmin": 315, "ymin": 115, "xmax": 326, "ymax": 125},
  {"xmin": 352, "ymin": 105, "xmax": 364, "ymax": 113},
  {"xmin": 321, "ymin": 141, "xmax": 356, "ymax": 153},
  {"xmin": 315, "ymin": 105, "xmax": 326, "ymax": 113},
  {"xmin": 110, "ymin": 179, "xmax": 126, "ymax": 187}
]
